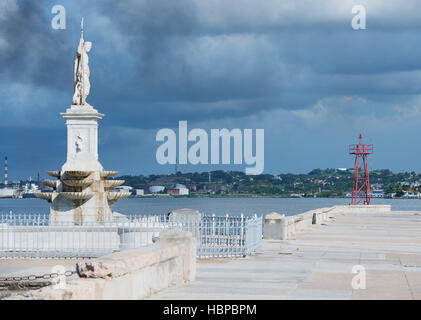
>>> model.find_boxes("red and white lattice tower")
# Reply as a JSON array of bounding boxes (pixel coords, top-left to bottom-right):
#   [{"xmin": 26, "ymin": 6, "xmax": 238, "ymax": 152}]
[{"xmin": 349, "ymin": 134, "xmax": 373, "ymax": 205}]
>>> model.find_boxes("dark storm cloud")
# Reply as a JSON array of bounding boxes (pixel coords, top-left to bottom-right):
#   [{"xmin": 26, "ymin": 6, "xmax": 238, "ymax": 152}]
[
  {"xmin": 3, "ymin": 0, "xmax": 421, "ymax": 177},
  {"xmin": 87, "ymin": 0, "xmax": 421, "ymax": 129},
  {"xmin": 99, "ymin": 0, "xmax": 288, "ymax": 101},
  {"xmin": 0, "ymin": 0, "xmax": 74, "ymax": 91},
  {"xmin": 3, "ymin": 0, "xmax": 421, "ymax": 127}
]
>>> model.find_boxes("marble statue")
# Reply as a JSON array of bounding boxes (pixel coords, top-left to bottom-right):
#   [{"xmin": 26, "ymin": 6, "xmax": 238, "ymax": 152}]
[{"xmin": 72, "ymin": 18, "xmax": 92, "ymax": 106}]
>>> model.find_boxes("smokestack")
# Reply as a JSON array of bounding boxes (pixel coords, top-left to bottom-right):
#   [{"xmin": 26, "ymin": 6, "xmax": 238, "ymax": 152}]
[{"xmin": 4, "ymin": 156, "xmax": 7, "ymax": 189}]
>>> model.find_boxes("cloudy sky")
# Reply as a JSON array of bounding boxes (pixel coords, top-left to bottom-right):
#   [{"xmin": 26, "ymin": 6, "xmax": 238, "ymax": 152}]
[{"xmin": 2, "ymin": 0, "xmax": 421, "ymax": 181}]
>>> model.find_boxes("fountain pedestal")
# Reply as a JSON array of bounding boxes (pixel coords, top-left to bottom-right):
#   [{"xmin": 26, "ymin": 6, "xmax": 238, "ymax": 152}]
[{"xmin": 36, "ymin": 105, "xmax": 130, "ymax": 225}]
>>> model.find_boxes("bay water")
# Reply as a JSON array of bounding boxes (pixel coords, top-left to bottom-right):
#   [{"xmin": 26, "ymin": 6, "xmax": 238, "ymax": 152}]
[{"xmin": 0, "ymin": 197, "xmax": 419, "ymax": 217}]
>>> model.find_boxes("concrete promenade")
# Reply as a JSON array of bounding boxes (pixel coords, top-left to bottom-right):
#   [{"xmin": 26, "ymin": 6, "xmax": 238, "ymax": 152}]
[{"xmin": 150, "ymin": 209, "xmax": 421, "ymax": 300}]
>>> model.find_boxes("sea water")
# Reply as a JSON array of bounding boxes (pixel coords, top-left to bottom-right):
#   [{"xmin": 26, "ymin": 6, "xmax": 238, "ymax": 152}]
[{"xmin": 0, "ymin": 197, "xmax": 419, "ymax": 217}]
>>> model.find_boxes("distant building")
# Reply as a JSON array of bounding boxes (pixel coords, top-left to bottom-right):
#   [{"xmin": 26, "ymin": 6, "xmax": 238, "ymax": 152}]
[
  {"xmin": 177, "ymin": 187, "xmax": 189, "ymax": 195},
  {"xmin": 186, "ymin": 184, "xmax": 197, "ymax": 192},
  {"xmin": 169, "ymin": 184, "xmax": 189, "ymax": 196},
  {"xmin": 403, "ymin": 191, "xmax": 416, "ymax": 198},
  {"xmin": 135, "ymin": 189, "xmax": 144, "ymax": 197},
  {"xmin": 372, "ymin": 190, "xmax": 385, "ymax": 198},
  {"xmin": 0, "ymin": 188, "xmax": 15, "ymax": 198},
  {"xmin": 21, "ymin": 182, "xmax": 41, "ymax": 198},
  {"xmin": 112, "ymin": 186, "xmax": 133, "ymax": 193},
  {"xmin": 149, "ymin": 185, "xmax": 165, "ymax": 194},
  {"xmin": 289, "ymin": 193, "xmax": 303, "ymax": 198},
  {"xmin": 346, "ymin": 191, "xmax": 385, "ymax": 198}
]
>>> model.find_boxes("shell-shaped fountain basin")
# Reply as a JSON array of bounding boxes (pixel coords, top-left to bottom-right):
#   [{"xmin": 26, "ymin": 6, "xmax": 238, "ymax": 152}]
[
  {"xmin": 61, "ymin": 192, "xmax": 93, "ymax": 200},
  {"xmin": 101, "ymin": 171, "xmax": 119, "ymax": 179},
  {"xmin": 104, "ymin": 180, "xmax": 125, "ymax": 189},
  {"xmin": 62, "ymin": 179, "xmax": 93, "ymax": 188},
  {"xmin": 107, "ymin": 192, "xmax": 131, "ymax": 201},
  {"xmin": 47, "ymin": 171, "xmax": 60, "ymax": 178},
  {"xmin": 41, "ymin": 180, "xmax": 57, "ymax": 189},
  {"xmin": 35, "ymin": 192, "xmax": 53, "ymax": 201},
  {"xmin": 64, "ymin": 171, "xmax": 93, "ymax": 178}
]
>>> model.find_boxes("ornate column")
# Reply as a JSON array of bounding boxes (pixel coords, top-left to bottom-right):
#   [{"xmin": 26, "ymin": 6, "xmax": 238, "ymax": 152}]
[{"xmin": 61, "ymin": 105, "xmax": 104, "ymax": 172}]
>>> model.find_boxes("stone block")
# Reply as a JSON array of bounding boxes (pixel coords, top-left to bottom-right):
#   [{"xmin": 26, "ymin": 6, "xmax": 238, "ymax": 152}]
[{"xmin": 263, "ymin": 212, "xmax": 285, "ymax": 240}]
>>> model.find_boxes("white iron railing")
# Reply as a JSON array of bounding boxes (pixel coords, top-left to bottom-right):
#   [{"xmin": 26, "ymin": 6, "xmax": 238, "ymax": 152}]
[
  {"xmin": 0, "ymin": 212, "xmax": 262, "ymax": 259},
  {"xmin": 169, "ymin": 213, "xmax": 262, "ymax": 258}
]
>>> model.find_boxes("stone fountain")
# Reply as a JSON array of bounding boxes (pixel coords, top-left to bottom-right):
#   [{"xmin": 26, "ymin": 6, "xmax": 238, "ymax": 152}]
[{"xmin": 36, "ymin": 19, "xmax": 130, "ymax": 225}]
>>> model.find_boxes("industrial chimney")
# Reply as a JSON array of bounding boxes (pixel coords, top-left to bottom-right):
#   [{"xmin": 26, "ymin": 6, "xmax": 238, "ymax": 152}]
[{"xmin": 4, "ymin": 156, "xmax": 7, "ymax": 189}]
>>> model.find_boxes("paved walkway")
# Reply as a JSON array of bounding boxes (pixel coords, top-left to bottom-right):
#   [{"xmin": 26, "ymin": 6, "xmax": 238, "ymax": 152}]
[{"xmin": 150, "ymin": 210, "xmax": 421, "ymax": 300}]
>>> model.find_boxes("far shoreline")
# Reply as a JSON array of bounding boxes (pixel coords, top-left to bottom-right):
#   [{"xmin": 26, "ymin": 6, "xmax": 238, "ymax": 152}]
[
  {"xmin": 1, "ymin": 195, "xmax": 416, "ymax": 200},
  {"xmin": 125, "ymin": 195, "xmax": 412, "ymax": 200}
]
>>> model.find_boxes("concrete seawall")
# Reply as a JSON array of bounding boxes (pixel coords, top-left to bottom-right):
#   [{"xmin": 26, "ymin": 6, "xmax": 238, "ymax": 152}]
[
  {"xmin": 5, "ymin": 231, "xmax": 196, "ymax": 300},
  {"xmin": 264, "ymin": 205, "xmax": 391, "ymax": 240}
]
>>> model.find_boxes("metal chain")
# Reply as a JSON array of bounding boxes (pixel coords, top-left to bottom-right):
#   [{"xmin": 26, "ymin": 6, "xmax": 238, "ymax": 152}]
[{"xmin": 0, "ymin": 270, "xmax": 76, "ymax": 283}]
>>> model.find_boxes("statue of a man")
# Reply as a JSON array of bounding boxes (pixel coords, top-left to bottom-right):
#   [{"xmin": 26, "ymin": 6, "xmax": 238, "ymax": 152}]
[{"xmin": 72, "ymin": 18, "xmax": 92, "ymax": 106}]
